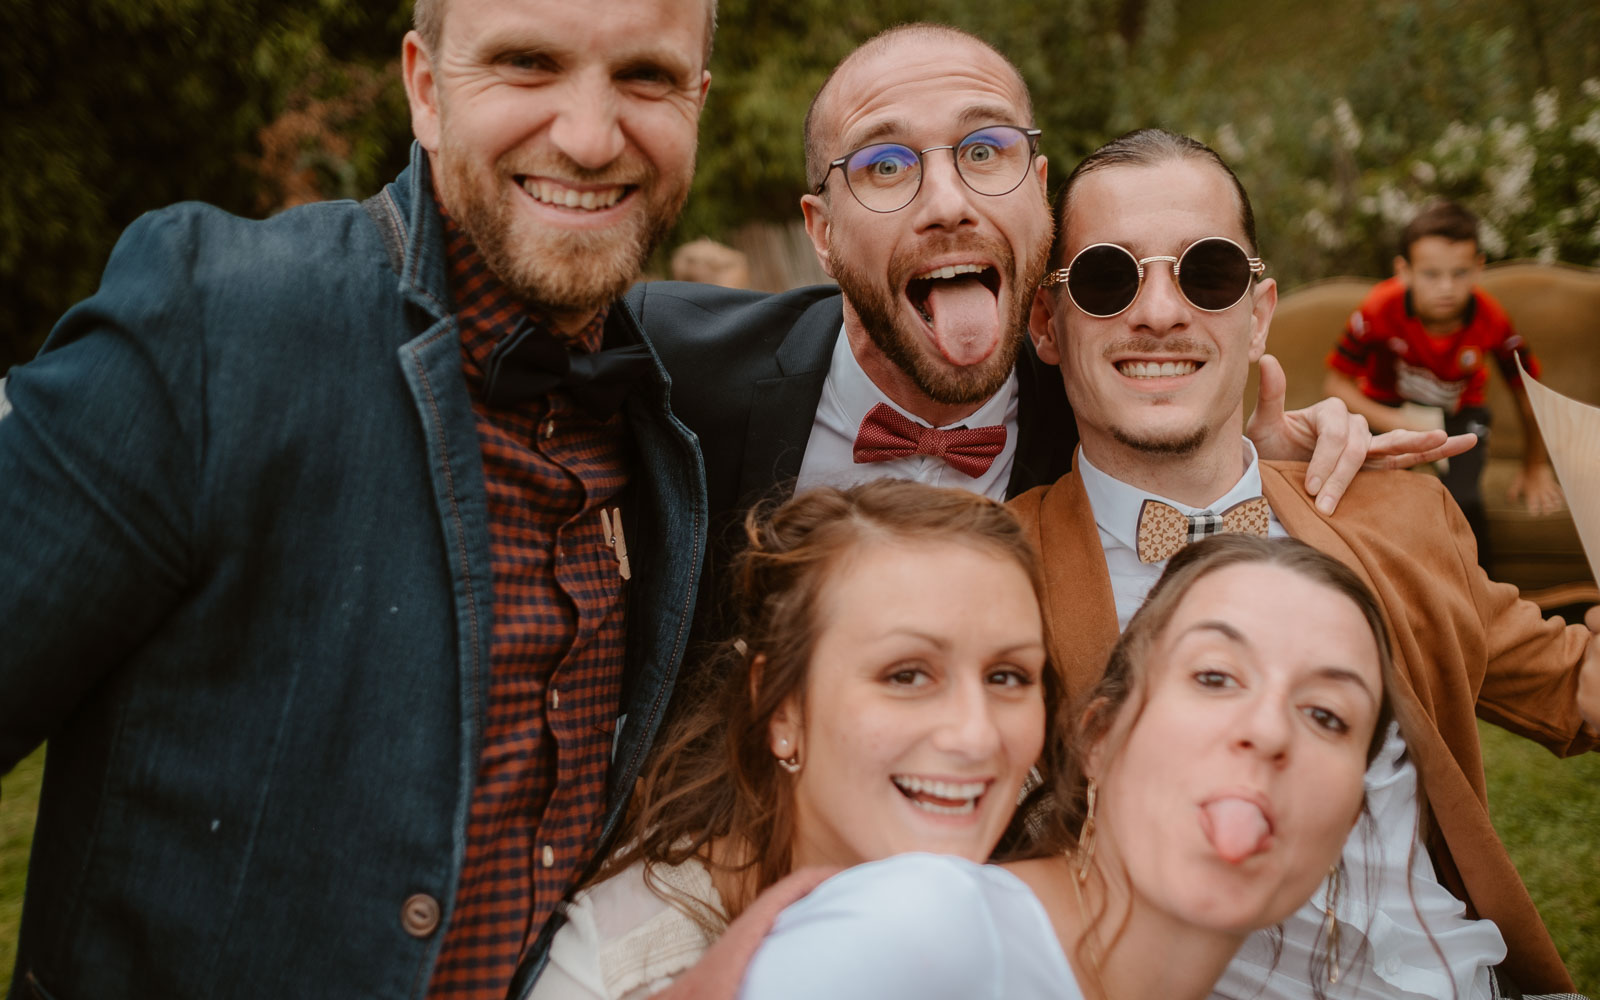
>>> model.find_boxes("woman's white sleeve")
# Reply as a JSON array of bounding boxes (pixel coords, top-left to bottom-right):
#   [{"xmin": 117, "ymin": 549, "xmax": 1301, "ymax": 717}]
[{"xmin": 736, "ymin": 853, "xmax": 1078, "ymax": 1000}]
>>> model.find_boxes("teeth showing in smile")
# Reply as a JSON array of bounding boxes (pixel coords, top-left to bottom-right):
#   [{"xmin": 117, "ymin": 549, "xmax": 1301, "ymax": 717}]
[
  {"xmin": 892, "ymin": 776, "xmax": 985, "ymax": 816},
  {"xmin": 1117, "ymin": 360, "xmax": 1198, "ymax": 378},
  {"xmin": 911, "ymin": 264, "xmax": 993, "ymax": 323},
  {"xmin": 521, "ymin": 178, "xmax": 626, "ymax": 211}
]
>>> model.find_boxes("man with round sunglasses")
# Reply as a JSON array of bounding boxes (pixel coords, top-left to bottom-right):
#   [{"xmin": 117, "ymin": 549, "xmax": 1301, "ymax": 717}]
[
  {"xmin": 1014, "ymin": 127, "xmax": 1600, "ymax": 1000},
  {"xmin": 629, "ymin": 23, "xmax": 1465, "ymax": 618}
]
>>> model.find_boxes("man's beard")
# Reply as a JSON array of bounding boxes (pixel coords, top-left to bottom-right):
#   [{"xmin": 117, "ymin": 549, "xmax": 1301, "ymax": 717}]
[
  {"xmin": 1110, "ymin": 422, "xmax": 1210, "ymax": 456},
  {"xmin": 437, "ymin": 144, "xmax": 691, "ymax": 317},
  {"xmin": 828, "ymin": 228, "xmax": 1050, "ymax": 407}
]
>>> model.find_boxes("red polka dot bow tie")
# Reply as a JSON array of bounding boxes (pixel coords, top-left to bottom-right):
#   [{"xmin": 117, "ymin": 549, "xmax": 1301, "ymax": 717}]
[
  {"xmin": 1135, "ymin": 497, "xmax": 1271, "ymax": 564},
  {"xmin": 851, "ymin": 402, "xmax": 1008, "ymax": 479}
]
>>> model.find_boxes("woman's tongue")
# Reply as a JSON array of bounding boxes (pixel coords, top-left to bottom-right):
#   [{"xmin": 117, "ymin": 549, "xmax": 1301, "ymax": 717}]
[
  {"xmin": 1200, "ymin": 798, "xmax": 1271, "ymax": 864},
  {"xmin": 918, "ymin": 278, "xmax": 1001, "ymax": 367}
]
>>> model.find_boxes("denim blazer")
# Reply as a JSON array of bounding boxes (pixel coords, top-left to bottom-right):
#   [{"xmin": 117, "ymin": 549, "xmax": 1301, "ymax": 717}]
[{"xmin": 0, "ymin": 143, "xmax": 706, "ymax": 999}]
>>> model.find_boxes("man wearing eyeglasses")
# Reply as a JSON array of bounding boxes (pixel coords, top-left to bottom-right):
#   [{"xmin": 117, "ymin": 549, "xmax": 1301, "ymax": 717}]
[
  {"xmin": 1013, "ymin": 127, "xmax": 1600, "ymax": 1000},
  {"xmin": 630, "ymin": 23, "xmax": 1461, "ymax": 605}
]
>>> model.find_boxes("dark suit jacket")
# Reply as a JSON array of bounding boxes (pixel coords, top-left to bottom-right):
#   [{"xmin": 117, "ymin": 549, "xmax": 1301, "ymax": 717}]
[
  {"xmin": 626, "ymin": 280, "xmax": 1078, "ymax": 528},
  {"xmin": 626, "ymin": 279, "xmax": 1078, "ymax": 651}
]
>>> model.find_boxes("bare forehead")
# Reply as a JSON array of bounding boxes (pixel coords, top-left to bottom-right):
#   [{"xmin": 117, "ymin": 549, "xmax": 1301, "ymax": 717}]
[
  {"xmin": 1067, "ymin": 159, "xmax": 1246, "ymax": 251},
  {"xmin": 820, "ymin": 34, "xmax": 1030, "ymax": 149}
]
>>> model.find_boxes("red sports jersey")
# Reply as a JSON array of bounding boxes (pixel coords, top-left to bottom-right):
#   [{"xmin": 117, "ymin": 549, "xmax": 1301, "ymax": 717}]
[{"xmin": 1326, "ymin": 276, "xmax": 1539, "ymax": 413}]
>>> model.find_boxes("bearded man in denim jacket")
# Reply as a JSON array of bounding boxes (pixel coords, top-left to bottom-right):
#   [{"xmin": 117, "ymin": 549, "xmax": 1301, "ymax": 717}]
[{"xmin": 0, "ymin": 2, "xmax": 713, "ymax": 998}]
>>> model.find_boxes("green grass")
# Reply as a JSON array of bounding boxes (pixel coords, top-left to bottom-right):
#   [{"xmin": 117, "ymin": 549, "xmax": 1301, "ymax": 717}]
[
  {"xmin": 1480, "ymin": 720, "xmax": 1600, "ymax": 995},
  {"xmin": 1, "ymin": 734, "xmax": 1595, "ymax": 989},
  {"xmin": 1, "ymin": 747, "xmax": 43, "ymax": 983}
]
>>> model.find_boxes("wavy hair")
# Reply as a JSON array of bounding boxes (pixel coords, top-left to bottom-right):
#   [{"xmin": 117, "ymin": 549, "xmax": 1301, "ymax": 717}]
[{"xmin": 590, "ymin": 478, "xmax": 1065, "ymax": 925}]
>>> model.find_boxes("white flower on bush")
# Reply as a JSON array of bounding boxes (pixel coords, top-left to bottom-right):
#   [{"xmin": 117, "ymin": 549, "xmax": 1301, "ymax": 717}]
[
  {"xmin": 1573, "ymin": 109, "xmax": 1600, "ymax": 153},
  {"xmin": 1301, "ymin": 207, "xmax": 1345, "ymax": 251},
  {"xmin": 1484, "ymin": 119, "xmax": 1535, "ymax": 218},
  {"xmin": 1374, "ymin": 184, "xmax": 1416, "ymax": 229},
  {"xmin": 1332, "ymin": 98, "xmax": 1363, "ymax": 151},
  {"xmin": 1533, "ymin": 89, "xmax": 1559, "ymax": 132},
  {"xmin": 1478, "ymin": 219, "xmax": 1509, "ymax": 259},
  {"xmin": 1213, "ymin": 122, "xmax": 1246, "ymax": 162}
]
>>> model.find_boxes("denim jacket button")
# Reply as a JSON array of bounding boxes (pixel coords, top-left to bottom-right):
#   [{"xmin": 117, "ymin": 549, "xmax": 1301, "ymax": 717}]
[{"xmin": 401, "ymin": 893, "xmax": 441, "ymax": 937}]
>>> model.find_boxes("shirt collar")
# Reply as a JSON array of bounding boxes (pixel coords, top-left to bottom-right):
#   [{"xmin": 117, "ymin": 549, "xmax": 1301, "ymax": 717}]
[
  {"xmin": 1078, "ymin": 438, "xmax": 1267, "ymax": 552},
  {"xmin": 441, "ymin": 212, "xmax": 607, "ymax": 388}
]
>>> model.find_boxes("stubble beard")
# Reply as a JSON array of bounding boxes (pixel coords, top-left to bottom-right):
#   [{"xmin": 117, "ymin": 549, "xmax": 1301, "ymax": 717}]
[
  {"xmin": 828, "ymin": 225, "xmax": 1051, "ymax": 407},
  {"xmin": 437, "ymin": 141, "xmax": 692, "ymax": 317},
  {"xmin": 1110, "ymin": 422, "xmax": 1211, "ymax": 456}
]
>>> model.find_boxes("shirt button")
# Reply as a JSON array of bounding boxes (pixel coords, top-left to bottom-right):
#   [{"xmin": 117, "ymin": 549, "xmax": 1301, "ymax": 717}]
[
  {"xmin": 555, "ymin": 545, "xmax": 564, "ymax": 559},
  {"xmin": 542, "ymin": 845, "xmax": 556, "ymax": 868},
  {"xmin": 401, "ymin": 893, "xmax": 441, "ymax": 938},
  {"xmin": 551, "ymin": 688, "xmax": 560, "ymax": 710},
  {"xmin": 543, "ymin": 420, "xmax": 556, "ymax": 439}
]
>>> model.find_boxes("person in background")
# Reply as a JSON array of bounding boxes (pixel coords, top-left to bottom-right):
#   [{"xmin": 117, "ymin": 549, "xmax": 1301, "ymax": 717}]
[
  {"xmin": 670, "ymin": 237, "xmax": 753, "ymax": 289},
  {"xmin": 0, "ymin": 1, "xmax": 715, "ymax": 996},
  {"xmin": 1017, "ymin": 128, "xmax": 1599, "ymax": 998},
  {"xmin": 531, "ymin": 478, "xmax": 1061, "ymax": 999},
  {"xmin": 737, "ymin": 535, "xmax": 1398, "ymax": 1000},
  {"xmin": 1324, "ymin": 199, "xmax": 1564, "ymax": 566}
]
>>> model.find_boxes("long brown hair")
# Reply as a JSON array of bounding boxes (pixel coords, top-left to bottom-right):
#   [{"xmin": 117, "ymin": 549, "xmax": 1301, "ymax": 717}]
[{"xmin": 591, "ymin": 478, "xmax": 1064, "ymax": 924}]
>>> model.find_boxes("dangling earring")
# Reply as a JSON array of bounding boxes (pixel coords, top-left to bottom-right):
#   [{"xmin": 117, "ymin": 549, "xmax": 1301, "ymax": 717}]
[
  {"xmin": 775, "ymin": 737, "xmax": 801, "ymax": 775},
  {"xmin": 1323, "ymin": 862, "xmax": 1342, "ymax": 984},
  {"xmin": 1074, "ymin": 778, "xmax": 1098, "ymax": 883}
]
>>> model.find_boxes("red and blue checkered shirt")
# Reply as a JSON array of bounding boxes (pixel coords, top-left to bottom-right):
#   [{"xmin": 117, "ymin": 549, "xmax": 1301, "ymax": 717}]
[{"xmin": 425, "ymin": 216, "xmax": 632, "ymax": 1000}]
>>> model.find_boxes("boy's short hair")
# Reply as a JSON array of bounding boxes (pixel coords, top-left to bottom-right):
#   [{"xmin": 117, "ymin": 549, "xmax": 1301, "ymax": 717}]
[{"xmin": 1401, "ymin": 200, "xmax": 1480, "ymax": 259}]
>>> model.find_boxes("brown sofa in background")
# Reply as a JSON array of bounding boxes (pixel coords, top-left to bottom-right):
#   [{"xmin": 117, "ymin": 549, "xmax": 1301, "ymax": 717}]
[{"xmin": 1256, "ymin": 260, "xmax": 1600, "ymax": 608}]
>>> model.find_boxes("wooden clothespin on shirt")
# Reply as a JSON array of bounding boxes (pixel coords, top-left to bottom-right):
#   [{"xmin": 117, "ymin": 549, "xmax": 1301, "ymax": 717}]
[{"xmin": 601, "ymin": 506, "xmax": 631, "ymax": 581}]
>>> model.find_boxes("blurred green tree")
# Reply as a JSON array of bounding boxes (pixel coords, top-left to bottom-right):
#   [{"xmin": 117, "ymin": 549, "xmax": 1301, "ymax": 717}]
[{"xmin": 0, "ymin": 0, "xmax": 411, "ymax": 368}]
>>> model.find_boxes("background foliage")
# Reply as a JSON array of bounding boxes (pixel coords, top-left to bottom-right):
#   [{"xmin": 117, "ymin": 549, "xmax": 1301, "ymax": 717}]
[{"xmin": 5, "ymin": 0, "xmax": 1599, "ymax": 371}]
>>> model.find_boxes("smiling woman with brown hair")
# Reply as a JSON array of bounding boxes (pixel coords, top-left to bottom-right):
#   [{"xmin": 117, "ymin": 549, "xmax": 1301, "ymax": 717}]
[{"xmin": 530, "ymin": 478, "xmax": 1068, "ymax": 999}]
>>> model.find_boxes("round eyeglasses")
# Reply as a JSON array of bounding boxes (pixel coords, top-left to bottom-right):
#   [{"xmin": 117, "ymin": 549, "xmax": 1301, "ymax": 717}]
[
  {"xmin": 814, "ymin": 125, "xmax": 1043, "ymax": 214},
  {"xmin": 1041, "ymin": 237, "xmax": 1265, "ymax": 317}
]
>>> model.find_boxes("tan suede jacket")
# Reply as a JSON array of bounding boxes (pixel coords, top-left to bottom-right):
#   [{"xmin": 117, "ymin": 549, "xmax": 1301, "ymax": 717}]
[{"xmin": 1009, "ymin": 461, "xmax": 1597, "ymax": 993}]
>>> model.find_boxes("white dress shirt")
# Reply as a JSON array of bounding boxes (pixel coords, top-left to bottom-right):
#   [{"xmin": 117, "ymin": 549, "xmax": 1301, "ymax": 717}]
[
  {"xmin": 794, "ymin": 326, "xmax": 1019, "ymax": 501},
  {"xmin": 1074, "ymin": 440, "xmax": 1506, "ymax": 999}
]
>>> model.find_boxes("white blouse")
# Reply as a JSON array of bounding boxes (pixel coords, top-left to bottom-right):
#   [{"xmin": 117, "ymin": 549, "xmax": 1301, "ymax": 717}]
[
  {"xmin": 737, "ymin": 853, "xmax": 1082, "ymax": 1000},
  {"xmin": 531, "ymin": 856, "xmax": 725, "ymax": 1000}
]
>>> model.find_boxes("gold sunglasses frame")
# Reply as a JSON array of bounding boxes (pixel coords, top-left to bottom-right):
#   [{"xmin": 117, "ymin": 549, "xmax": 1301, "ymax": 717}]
[{"xmin": 1041, "ymin": 236, "xmax": 1266, "ymax": 317}]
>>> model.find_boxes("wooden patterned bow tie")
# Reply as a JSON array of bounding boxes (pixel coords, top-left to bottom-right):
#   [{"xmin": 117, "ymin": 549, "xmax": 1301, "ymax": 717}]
[
  {"xmin": 1135, "ymin": 497, "xmax": 1271, "ymax": 564},
  {"xmin": 852, "ymin": 403, "xmax": 1008, "ymax": 479}
]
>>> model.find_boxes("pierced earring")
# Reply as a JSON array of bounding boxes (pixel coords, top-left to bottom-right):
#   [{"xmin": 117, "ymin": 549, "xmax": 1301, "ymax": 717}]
[
  {"xmin": 1074, "ymin": 778, "xmax": 1098, "ymax": 884},
  {"xmin": 1323, "ymin": 862, "xmax": 1342, "ymax": 984},
  {"xmin": 775, "ymin": 738, "xmax": 801, "ymax": 774}
]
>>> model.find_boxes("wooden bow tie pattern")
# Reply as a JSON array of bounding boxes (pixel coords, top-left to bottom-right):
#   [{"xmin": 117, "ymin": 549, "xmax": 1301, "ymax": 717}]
[{"xmin": 1135, "ymin": 497, "xmax": 1271, "ymax": 564}]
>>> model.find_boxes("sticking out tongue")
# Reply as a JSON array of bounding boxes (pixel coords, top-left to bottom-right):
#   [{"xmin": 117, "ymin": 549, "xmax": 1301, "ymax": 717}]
[
  {"xmin": 920, "ymin": 277, "xmax": 1002, "ymax": 367},
  {"xmin": 1200, "ymin": 798, "xmax": 1271, "ymax": 864}
]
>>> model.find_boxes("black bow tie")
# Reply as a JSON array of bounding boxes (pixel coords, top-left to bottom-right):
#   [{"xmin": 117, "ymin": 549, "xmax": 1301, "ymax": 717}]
[{"xmin": 481, "ymin": 317, "xmax": 654, "ymax": 420}]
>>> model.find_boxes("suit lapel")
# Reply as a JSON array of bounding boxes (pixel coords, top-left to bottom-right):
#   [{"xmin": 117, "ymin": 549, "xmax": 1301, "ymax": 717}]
[
  {"xmin": 1011, "ymin": 469, "xmax": 1121, "ymax": 701},
  {"xmin": 1261, "ymin": 462, "xmax": 1437, "ymax": 771},
  {"xmin": 737, "ymin": 295, "xmax": 842, "ymax": 504}
]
